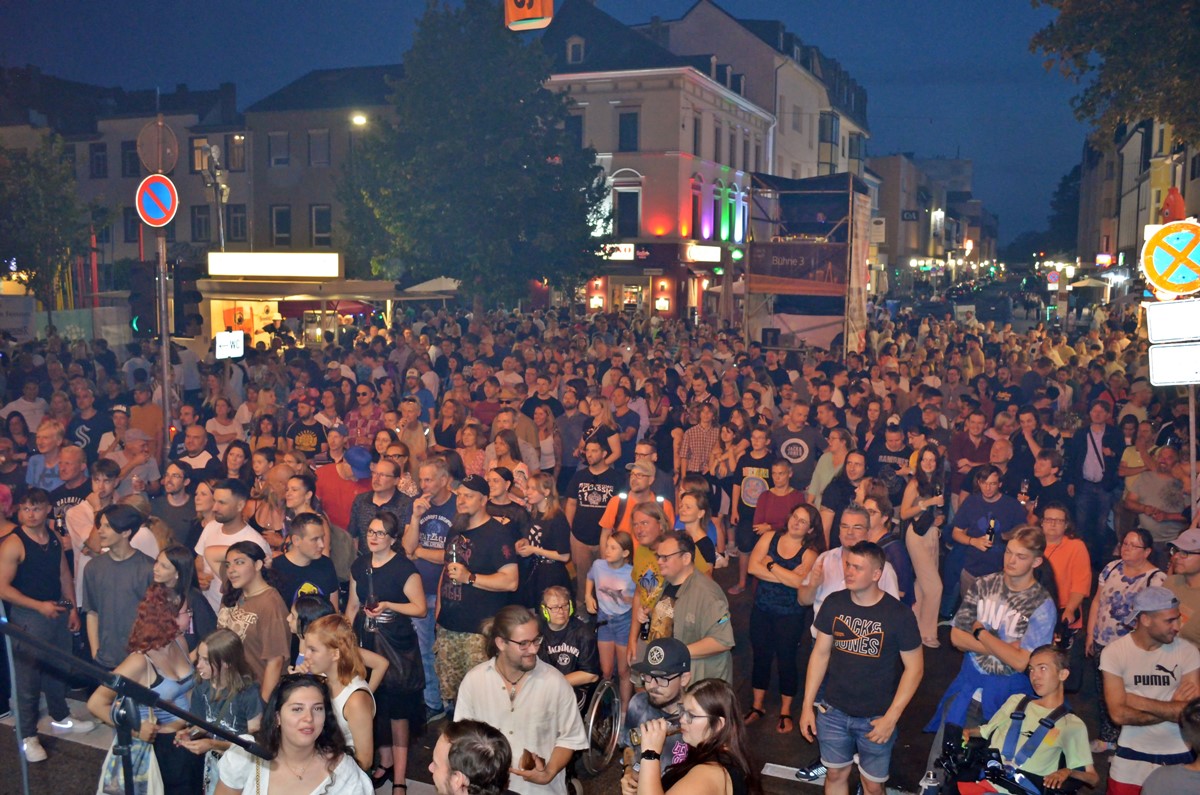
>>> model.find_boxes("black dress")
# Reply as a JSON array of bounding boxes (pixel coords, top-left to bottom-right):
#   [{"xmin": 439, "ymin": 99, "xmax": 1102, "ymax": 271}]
[{"xmin": 351, "ymin": 553, "xmax": 425, "ymax": 731}]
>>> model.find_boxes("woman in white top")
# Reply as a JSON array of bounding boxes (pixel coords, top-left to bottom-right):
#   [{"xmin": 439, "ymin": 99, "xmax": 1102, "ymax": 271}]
[
  {"xmin": 300, "ymin": 615, "xmax": 376, "ymax": 772},
  {"xmin": 206, "ymin": 397, "xmax": 244, "ymax": 457},
  {"xmin": 215, "ymin": 673, "xmax": 372, "ymax": 795}
]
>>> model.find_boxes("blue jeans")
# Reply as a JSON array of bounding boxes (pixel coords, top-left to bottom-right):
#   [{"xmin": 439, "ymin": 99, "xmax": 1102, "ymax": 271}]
[
  {"xmin": 413, "ymin": 594, "xmax": 441, "ymax": 711},
  {"xmin": 815, "ymin": 703, "xmax": 897, "ymax": 783},
  {"xmin": 1074, "ymin": 481, "xmax": 1114, "ymax": 566}
]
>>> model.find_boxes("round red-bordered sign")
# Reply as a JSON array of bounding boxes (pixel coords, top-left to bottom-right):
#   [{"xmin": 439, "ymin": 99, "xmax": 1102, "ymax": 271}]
[{"xmin": 135, "ymin": 174, "xmax": 179, "ymax": 228}]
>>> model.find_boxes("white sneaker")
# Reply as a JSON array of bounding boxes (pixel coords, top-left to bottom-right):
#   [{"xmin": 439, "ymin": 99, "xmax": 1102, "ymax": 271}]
[
  {"xmin": 50, "ymin": 716, "xmax": 95, "ymax": 734},
  {"xmin": 714, "ymin": 553, "xmax": 730, "ymax": 569},
  {"xmin": 22, "ymin": 737, "xmax": 47, "ymax": 763}
]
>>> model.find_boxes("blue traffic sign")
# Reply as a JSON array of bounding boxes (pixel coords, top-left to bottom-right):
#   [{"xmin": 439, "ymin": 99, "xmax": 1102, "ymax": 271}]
[{"xmin": 135, "ymin": 174, "xmax": 178, "ymax": 228}]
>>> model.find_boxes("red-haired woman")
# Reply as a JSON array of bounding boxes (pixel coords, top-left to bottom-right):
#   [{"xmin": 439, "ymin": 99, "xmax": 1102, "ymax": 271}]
[
  {"xmin": 301, "ymin": 615, "xmax": 377, "ymax": 772},
  {"xmin": 89, "ymin": 583, "xmax": 202, "ymax": 794}
]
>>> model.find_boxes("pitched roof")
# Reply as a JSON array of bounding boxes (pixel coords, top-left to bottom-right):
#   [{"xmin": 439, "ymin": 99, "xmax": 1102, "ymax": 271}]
[
  {"xmin": 542, "ymin": 0, "xmax": 694, "ymax": 74},
  {"xmin": 246, "ymin": 64, "xmax": 404, "ymax": 113}
]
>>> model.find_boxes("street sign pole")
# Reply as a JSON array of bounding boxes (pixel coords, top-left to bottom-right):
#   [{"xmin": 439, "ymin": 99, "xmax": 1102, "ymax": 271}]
[{"xmin": 157, "ymin": 231, "xmax": 171, "ymax": 467}]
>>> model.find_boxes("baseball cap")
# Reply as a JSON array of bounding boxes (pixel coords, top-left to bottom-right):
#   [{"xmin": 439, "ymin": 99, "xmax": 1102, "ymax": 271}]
[
  {"xmin": 343, "ymin": 446, "xmax": 372, "ymax": 480},
  {"xmin": 632, "ymin": 638, "xmax": 690, "ymax": 676},
  {"xmin": 125, "ymin": 428, "xmax": 151, "ymax": 442},
  {"xmin": 406, "ymin": 368, "xmax": 420, "ymax": 379},
  {"xmin": 625, "ymin": 459, "xmax": 656, "ymax": 478},
  {"xmin": 1131, "ymin": 586, "xmax": 1179, "ymax": 617},
  {"xmin": 460, "ymin": 474, "xmax": 489, "ymax": 496},
  {"xmin": 1168, "ymin": 528, "xmax": 1200, "ymax": 554},
  {"xmin": 110, "ymin": 403, "xmax": 129, "ymax": 415},
  {"xmin": 328, "ymin": 424, "xmax": 349, "ymax": 438}
]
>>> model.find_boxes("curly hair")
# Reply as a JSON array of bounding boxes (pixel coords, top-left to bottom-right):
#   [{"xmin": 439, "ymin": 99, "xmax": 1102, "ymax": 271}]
[
  {"xmin": 256, "ymin": 674, "xmax": 349, "ymax": 768},
  {"xmin": 127, "ymin": 583, "xmax": 182, "ymax": 654}
]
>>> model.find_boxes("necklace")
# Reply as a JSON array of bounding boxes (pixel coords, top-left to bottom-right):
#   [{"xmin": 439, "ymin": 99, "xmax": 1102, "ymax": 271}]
[
  {"xmin": 498, "ymin": 665, "xmax": 528, "ymax": 709},
  {"xmin": 280, "ymin": 752, "xmax": 314, "ymax": 780}
]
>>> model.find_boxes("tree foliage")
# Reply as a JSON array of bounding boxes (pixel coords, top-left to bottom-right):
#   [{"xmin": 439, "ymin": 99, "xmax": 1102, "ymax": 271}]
[
  {"xmin": 0, "ymin": 135, "xmax": 107, "ymax": 323},
  {"xmin": 1032, "ymin": 0, "xmax": 1200, "ymax": 143},
  {"xmin": 344, "ymin": 0, "xmax": 609, "ymax": 303}
]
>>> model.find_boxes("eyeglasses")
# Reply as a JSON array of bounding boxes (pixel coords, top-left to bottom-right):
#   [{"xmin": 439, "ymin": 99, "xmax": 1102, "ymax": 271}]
[
  {"xmin": 646, "ymin": 673, "xmax": 684, "ymax": 688},
  {"xmin": 679, "ymin": 709, "xmax": 711, "ymax": 724},
  {"xmin": 1169, "ymin": 546, "xmax": 1200, "ymax": 557},
  {"xmin": 357, "ymin": 391, "xmax": 372, "ymax": 397},
  {"xmin": 502, "ymin": 636, "xmax": 543, "ymax": 651},
  {"xmin": 365, "ymin": 529, "xmax": 392, "ymax": 539},
  {"xmin": 655, "ymin": 549, "xmax": 687, "ymax": 562},
  {"xmin": 542, "ymin": 603, "xmax": 571, "ymax": 613},
  {"xmin": 1120, "ymin": 541, "xmax": 1147, "ymax": 550}
]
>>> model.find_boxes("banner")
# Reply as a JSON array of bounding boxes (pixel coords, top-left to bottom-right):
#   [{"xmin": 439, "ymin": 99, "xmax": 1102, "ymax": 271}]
[
  {"xmin": 747, "ymin": 242, "xmax": 848, "ymax": 296},
  {"xmin": 845, "ymin": 190, "xmax": 872, "ymax": 353}
]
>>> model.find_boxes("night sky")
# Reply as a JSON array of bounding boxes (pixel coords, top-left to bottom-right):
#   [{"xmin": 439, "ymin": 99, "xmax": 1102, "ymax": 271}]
[{"xmin": 1, "ymin": 0, "xmax": 1088, "ymax": 244}]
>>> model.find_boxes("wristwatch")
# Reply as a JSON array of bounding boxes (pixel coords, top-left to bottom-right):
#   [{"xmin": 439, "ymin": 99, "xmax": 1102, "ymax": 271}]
[
  {"xmin": 468, "ymin": 572, "xmax": 478, "ymax": 586},
  {"xmin": 765, "ymin": 561, "xmax": 776, "ymax": 572},
  {"xmin": 640, "ymin": 750, "xmax": 662, "ymax": 762}
]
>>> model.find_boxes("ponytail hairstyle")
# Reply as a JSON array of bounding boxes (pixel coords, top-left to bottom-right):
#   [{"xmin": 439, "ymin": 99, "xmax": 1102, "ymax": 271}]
[
  {"xmin": 221, "ymin": 541, "xmax": 279, "ymax": 608},
  {"xmin": 481, "ymin": 605, "xmax": 538, "ymax": 659}
]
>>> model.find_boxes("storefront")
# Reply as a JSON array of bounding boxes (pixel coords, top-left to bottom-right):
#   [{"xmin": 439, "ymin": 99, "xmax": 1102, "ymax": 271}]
[{"xmin": 585, "ymin": 242, "xmax": 726, "ymax": 321}]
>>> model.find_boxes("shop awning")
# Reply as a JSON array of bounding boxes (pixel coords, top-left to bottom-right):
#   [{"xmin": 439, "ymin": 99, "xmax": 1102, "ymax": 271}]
[{"xmin": 278, "ymin": 299, "xmax": 376, "ymax": 317}]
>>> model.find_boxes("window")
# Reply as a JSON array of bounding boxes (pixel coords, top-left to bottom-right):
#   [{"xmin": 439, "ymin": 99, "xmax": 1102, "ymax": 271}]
[
  {"xmin": 564, "ymin": 114, "xmax": 583, "ymax": 149},
  {"xmin": 713, "ymin": 122, "xmax": 722, "ymax": 163},
  {"xmin": 190, "ymin": 137, "xmax": 209, "ymax": 173},
  {"xmin": 268, "ymin": 132, "xmax": 290, "ymax": 167},
  {"xmin": 567, "ymin": 36, "xmax": 585, "ymax": 64},
  {"xmin": 308, "ymin": 129, "xmax": 330, "ymax": 167},
  {"xmin": 729, "ymin": 130, "xmax": 736, "ymax": 169},
  {"xmin": 754, "ymin": 140, "xmax": 762, "ymax": 172},
  {"xmin": 89, "ymin": 143, "xmax": 108, "ymax": 179},
  {"xmin": 691, "ymin": 190, "xmax": 702, "ymax": 240},
  {"xmin": 123, "ymin": 207, "xmax": 140, "ymax": 243},
  {"xmin": 190, "ymin": 206, "xmax": 211, "ymax": 243},
  {"xmin": 712, "ymin": 189, "xmax": 724, "ymax": 240},
  {"xmin": 1191, "ymin": 153, "xmax": 1200, "ymax": 181},
  {"xmin": 742, "ymin": 138, "xmax": 750, "ymax": 173},
  {"xmin": 311, "ymin": 204, "xmax": 332, "ymax": 247},
  {"xmin": 848, "ymin": 133, "xmax": 865, "ymax": 161},
  {"xmin": 271, "ymin": 205, "xmax": 292, "ymax": 247},
  {"xmin": 121, "ymin": 141, "xmax": 139, "ymax": 178},
  {"xmin": 819, "ymin": 112, "xmax": 840, "ymax": 144},
  {"xmin": 226, "ymin": 204, "xmax": 247, "ymax": 242},
  {"xmin": 693, "ymin": 114, "xmax": 702, "ymax": 156},
  {"xmin": 95, "ymin": 224, "xmax": 111, "ymax": 244},
  {"xmin": 61, "ymin": 144, "xmax": 76, "ymax": 176},
  {"xmin": 792, "ymin": 104, "xmax": 801, "ymax": 133},
  {"xmin": 617, "ymin": 111, "xmax": 639, "ymax": 152},
  {"xmin": 614, "ymin": 190, "xmax": 640, "ymax": 238},
  {"xmin": 225, "ymin": 133, "xmax": 246, "ymax": 172}
]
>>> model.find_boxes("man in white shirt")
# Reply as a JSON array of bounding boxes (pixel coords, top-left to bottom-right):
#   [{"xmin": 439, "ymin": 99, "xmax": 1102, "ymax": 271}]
[
  {"xmin": 455, "ymin": 605, "xmax": 588, "ymax": 795},
  {"xmin": 798, "ymin": 503, "xmax": 900, "ymax": 626},
  {"xmin": 193, "ymin": 478, "xmax": 271, "ymax": 612},
  {"xmin": 1, "ymin": 380, "xmax": 48, "ymax": 431}
]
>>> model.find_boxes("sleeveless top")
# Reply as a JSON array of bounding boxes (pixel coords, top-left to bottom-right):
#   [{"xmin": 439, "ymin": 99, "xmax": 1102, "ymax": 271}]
[
  {"xmin": 12, "ymin": 526, "xmax": 63, "ymax": 601},
  {"xmin": 140, "ymin": 642, "xmax": 196, "ymax": 724},
  {"xmin": 332, "ymin": 676, "xmax": 374, "ymax": 749},
  {"xmin": 753, "ymin": 532, "xmax": 809, "ymax": 616}
]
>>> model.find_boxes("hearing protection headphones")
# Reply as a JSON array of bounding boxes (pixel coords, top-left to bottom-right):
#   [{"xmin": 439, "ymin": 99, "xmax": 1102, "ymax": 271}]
[{"xmin": 540, "ymin": 597, "xmax": 575, "ymax": 623}]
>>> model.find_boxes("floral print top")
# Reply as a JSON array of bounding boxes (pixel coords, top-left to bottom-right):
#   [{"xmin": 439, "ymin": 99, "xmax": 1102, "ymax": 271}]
[{"xmin": 1091, "ymin": 560, "xmax": 1166, "ymax": 646}]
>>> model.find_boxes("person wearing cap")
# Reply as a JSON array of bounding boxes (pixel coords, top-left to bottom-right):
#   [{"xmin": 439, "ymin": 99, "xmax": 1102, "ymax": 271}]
[
  {"xmin": 1120, "ymin": 380, "xmax": 1154, "ymax": 424},
  {"xmin": 96, "ymin": 402, "xmax": 130, "ymax": 461},
  {"xmin": 1100, "ymin": 586, "xmax": 1200, "ymax": 793},
  {"xmin": 107, "ymin": 426, "xmax": 161, "ymax": 499},
  {"xmin": 598, "ymin": 459, "xmax": 675, "ymax": 555},
  {"xmin": 436, "ymin": 474, "xmax": 519, "ymax": 709},
  {"xmin": 402, "ymin": 367, "xmax": 436, "ymax": 425},
  {"xmin": 1166, "ymin": 528, "xmax": 1200, "ymax": 649},
  {"xmin": 66, "ymin": 381, "xmax": 111, "ymax": 466},
  {"xmin": 283, "ymin": 392, "xmax": 328, "ymax": 457},
  {"xmin": 314, "ymin": 442, "xmax": 372, "ymax": 532},
  {"xmin": 1064, "ymin": 398, "xmax": 1125, "ymax": 567},
  {"xmin": 620, "ymin": 637, "xmax": 693, "ymax": 788}
]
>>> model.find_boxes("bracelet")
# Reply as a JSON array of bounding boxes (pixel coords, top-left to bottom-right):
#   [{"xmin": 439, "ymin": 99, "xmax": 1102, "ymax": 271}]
[
  {"xmin": 639, "ymin": 750, "xmax": 662, "ymax": 762},
  {"xmin": 973, "ymin": 626, "xmax": 985, "ymax": 641}
]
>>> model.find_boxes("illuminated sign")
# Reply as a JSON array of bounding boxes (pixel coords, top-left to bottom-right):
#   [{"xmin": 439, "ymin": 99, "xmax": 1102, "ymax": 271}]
[
  {"xmin": 207, "ymin": 252, "xmax": 341, "ymax": 280},
  {"xmin": 684, "ymin": 243, "xmax": 722, "ymax": 263},
  {"xmin": 214, "ymin": 330, "xmax": 244, "ymax": 360},
  {"xmin": 1096, "ymin": 253, "xmax": 1114, "ymax": 267},
  {"xmin": 601, "ymin": 244, "xmax": 634, "ymax": 261}
]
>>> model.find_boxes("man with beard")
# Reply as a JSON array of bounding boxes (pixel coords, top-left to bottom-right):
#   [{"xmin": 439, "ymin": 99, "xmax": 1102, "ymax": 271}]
[
  {"xmin": 820, "ymin": 451, "xmax": 868, "ymax": 551},
  {"xmin": 455, "ymin": 605, "xmax": 587, "ymax": 795},
  {"xmin": 772, "ymin": 402, "xmax": 826, "ymax": 492},
  {"xmin": 865, "ymin": 425, "xmax": 912, "ymax": 508},
  {"xmin": 554, "ymin": 385, "xmax": 589, "ymax": 493},
  {"xmin": 620, "ymin": 637, "xmax": 694, "ymax": 789},
  {"xmin": 192, "ymin": 478, "xmax": 271, "ymax": 613},
  {"xmin": 284, "ymin": 393, "xmax": 327, "ymax": 457}
]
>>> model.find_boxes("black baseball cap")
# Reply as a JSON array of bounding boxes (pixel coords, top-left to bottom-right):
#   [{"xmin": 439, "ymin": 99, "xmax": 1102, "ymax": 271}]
[{"xmin": 632, "ymin": 638, "xmax": 690, "ymax": 676}]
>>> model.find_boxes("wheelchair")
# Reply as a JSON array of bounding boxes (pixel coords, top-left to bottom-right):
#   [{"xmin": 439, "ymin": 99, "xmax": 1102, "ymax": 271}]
[{"xmin": 563, "ymin": 677, "xmax": 625, "ymax": 792}]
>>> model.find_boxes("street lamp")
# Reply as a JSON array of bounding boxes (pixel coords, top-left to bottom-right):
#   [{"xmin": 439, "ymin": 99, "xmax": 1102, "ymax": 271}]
[{"xmin": 351, "ymin": 113, "xmax": 368, "ymax": 126}]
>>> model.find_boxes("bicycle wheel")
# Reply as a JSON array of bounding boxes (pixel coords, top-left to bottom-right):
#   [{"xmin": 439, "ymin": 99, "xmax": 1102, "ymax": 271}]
[{"xmin": 579, "ymin": 678, "xmax": 623, "ymax": 776}]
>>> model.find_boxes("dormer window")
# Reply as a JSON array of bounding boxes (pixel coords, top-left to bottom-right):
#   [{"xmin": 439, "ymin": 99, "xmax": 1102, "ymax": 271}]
[{"xmin": 567, "ymin": 36, "xmax": 585, "ymax": 65}]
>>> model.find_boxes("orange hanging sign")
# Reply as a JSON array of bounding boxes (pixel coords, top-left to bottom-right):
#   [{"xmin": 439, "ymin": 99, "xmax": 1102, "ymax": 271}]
[{"xmin": 505, "ymin": 0, "xmax": 553, "ymax": 31}]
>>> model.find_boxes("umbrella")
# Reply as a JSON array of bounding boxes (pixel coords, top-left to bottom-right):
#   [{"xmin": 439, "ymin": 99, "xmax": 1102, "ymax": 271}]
[{"xmin": 1069, "ymin": 277, "xmax": 1109, "ymax": 289}]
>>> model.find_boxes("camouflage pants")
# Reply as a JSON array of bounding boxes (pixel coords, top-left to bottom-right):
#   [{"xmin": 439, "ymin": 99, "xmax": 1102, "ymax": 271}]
[{"xmin": 433, "ymin": 628, "xmax": 487, "ymax": 702}]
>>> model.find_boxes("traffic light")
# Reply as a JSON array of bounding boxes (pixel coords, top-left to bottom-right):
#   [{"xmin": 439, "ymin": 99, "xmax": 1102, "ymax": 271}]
[
  {"xmin": 128, "ymin": 260, "xmax": 158, "ymax": 337},
  {"xmin": 173, "ymin": 262, "xmax": 204, "ymax": 336}
]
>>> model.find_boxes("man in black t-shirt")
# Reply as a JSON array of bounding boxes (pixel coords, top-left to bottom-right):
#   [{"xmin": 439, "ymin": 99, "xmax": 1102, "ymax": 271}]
[
  {"xmin": 565, "ymin": 440, "xmax": 623, "ymax": 602},
  {"xmin": 271, "ymin": 514, "xmax": 339, "ymax": 609},
  {"xmin": 284, "ymin": 395, "xmax": 328, "ymax": 457},
  {"xmin": 436, "ymin": 474, "xmax": 519, "ymax": 706},
  {"xmin": 800, "ymin": 541, "xmax": 923, "ymax": 795},
  {"xmin": 729, "ymin": 427, "xmax": 774, "ymax": 595}
]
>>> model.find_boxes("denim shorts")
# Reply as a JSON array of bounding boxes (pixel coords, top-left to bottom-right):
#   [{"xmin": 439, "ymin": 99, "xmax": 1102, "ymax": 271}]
[
  {"xmin": 815, "ymin": 703, "xmax": 896, "ymax": 783},
  {"xmin": 598, "ymin": 610, "xmax": 633, "ymax": 645}
]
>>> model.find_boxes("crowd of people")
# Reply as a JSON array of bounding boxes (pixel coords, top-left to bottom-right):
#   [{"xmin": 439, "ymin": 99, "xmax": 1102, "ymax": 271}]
[{"xmin": 0, "ymin": 298, "xmax": 1199, "ymax": 795}]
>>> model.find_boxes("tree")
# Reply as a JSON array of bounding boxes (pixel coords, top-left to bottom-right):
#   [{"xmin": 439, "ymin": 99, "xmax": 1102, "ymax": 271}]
[
  {"xmin": 0, "ymin": 135, "xmax": 106, "ymax": 326},
  {"xmin": 1032, "ymin": 1, "xmax": 1200, "ymax": 143},
  {"xmin": 346, "ymin": 0, "xmax": 609, "ymax": 305}
]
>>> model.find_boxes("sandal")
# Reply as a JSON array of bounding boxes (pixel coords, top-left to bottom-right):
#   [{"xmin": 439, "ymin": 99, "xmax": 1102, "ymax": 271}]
[
  {"xmin": 393, "ymin": 784, "xmax": 407, "ymax": 794},
  {"xmin": 777, "ymin": 714, "xmax": 794, "ymax": 734},
  {"xmin": 743, "ymin": 707, "xmax": 765, "ymax": 725},
  {"xmin": 370, "ymin": 766, "xmax": 393, "ymax": 788},
  {"xmin": 727, "ymin": 584, "xmax": 746, "ymax": 596}
]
